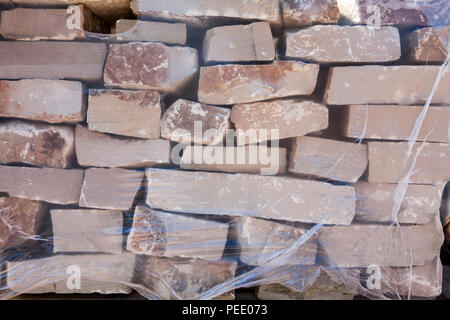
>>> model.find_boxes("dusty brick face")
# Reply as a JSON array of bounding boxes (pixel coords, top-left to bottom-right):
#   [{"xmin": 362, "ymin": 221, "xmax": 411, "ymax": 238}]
[
  {"xmin": 0, "ymin": 6, "xmax": 107, "ymax": 40},
  {"xmin": 0, "ymin": 80, "xmax": 85, "ymax": 124},
  {"xmin": 343, "ymin": 105, "xmax": 449, "ymax": 143},
  {"xmin": 160, "ymin": 99, "xmax": 230, "ymax": 145},
  {"xmin": 286, "ymin": 25, "xmax": 401, "ymax": 63},
  {"xmin": 231, "ymin": 99, "xmax": 328, "ymax": 145},
  {"xmin": 203, "ymin": 22, "xmax": 275, "ymax": 63},
  {"xmin": 75, "ymin": 125, "xmax": 171, "ymax": 168},
  {"xmin": 0, "ymin": 196, "xmax": 47, "ymax": 249},
  {"xmin": 0, "ymin": 41, "xmax": 107, "ymax": 81},
  {"xmin": 282, "ymin": 0, "xmax": 340, "ymax": 27},
  {"xmin": 0, "ymin": 166, "xmax": 84, "ymax": 205},
  {"xmin": 127, "ymin": 206, "xmax": 228, "ymax": 260},
  {"xmin": 115, "ymin": 19, "xmax": 187, "ymax": 44},
  {"xmin": 404, "ymin": 26, "xmax": 450, "ymax": 63},
  {"xmin": 288, "ymin": 136, "xmax": 368, "ymax": 183},
  {"xmin": 325, "ymin": 65, "xmax": 450, "ymax": 105},
  {"xmin": 79, "ymin": 168, "xmax": 144, "ymax": 211},
  {"xmin": 87, "ymin": 89, "xmax": 161, "ymax": 139},
  {"xmin": 104, "ymin": 42, "xmax": 198, "ymax": 94},
  {"xmin": 145, "ymin": 169, "xmax": 356, "ymax": 225},
  {"xmin": 0, "ymin": 120, "xmax": 75, "ymax": 168},
  {"xmin": 367, "ymin": 141, "xmax": 450, "ymax": 184},
  {"xmin": 198, "ymin": 61, "xmax": 319, "ymax": 105}
]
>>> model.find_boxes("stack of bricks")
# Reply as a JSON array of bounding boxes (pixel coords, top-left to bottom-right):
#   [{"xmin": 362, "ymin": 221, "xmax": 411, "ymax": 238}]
[{"xmin": 0, "ymin": 0, "xmax": 449, "ymax": 300}]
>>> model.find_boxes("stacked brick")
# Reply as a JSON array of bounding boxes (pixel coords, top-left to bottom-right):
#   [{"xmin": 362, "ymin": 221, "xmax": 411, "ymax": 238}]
[{"xmin": 0, "ymin": 0, "xmax": 449, "ymax": 300}]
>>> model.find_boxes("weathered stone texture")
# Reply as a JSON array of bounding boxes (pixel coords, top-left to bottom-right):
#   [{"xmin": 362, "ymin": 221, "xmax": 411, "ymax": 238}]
[
  {"xmin": 404, "ymin": 27, "xmax": 450, "ymax": 63},
  {"xmin": 282, "ymin": 0, "xmax": 340, "ymax": 27},
  {"xmin": 116, "ymin": 19, "xmax": 187, "ymax": 44}
]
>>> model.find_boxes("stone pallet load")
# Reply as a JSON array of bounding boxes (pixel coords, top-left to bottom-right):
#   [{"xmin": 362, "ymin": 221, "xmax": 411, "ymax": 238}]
[{"xmin": 0, "ymin": 0, "xmax": 449, "ymax": 300}]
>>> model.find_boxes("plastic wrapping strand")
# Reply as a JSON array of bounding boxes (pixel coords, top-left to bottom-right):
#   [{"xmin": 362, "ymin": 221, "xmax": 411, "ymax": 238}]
[{"xmin": 0, "ymin": 0, "xmax": 449, "ymax": 300}]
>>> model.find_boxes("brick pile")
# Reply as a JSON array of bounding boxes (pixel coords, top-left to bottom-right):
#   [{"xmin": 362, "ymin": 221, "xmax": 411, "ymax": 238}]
[{"xmin": 0, "ymin": 0, "xmax": 448, "ymax": 300}]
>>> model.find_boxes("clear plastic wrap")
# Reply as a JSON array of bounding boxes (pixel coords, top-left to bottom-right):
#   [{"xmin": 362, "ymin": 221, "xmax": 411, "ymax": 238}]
[{"xmin": 0, "ymin": 0, "xmax": 449, "ymax": 300}]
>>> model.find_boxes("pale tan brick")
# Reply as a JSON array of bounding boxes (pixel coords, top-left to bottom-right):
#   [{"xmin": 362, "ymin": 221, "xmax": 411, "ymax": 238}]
[
  {"xmin": 404, "ymin": 26, "xmax": 449, "ymax": 63},
  {"xmin": 116, "ymin": 19, "xmax": 186, "ymax": 44}
]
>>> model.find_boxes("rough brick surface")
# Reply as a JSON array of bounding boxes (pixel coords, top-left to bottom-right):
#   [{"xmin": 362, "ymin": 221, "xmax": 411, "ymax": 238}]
[
  {"xmin": 282, "ymin": 0, "xmax": 340, "ymax": 27},
  {"xmin": 404, "ymin": 26, "xmax": 450, "ymax": 63},
  {"xmin": 0, "ymin": 80, "xmax": 85, "ymax": 123},
  {"xmin": 116, "ymin": 19, "xmax": 186, "ymax": 44}
]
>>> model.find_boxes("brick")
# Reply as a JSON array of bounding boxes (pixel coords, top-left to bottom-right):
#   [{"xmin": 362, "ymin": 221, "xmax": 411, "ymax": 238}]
[
  {"xmin": 0, "ymin": 41, "xmax": 107, "ymax": 81},
  {"xmin": 355, "ymin": 182, "xmax": 440, "ymax": 224},
  {"xmin": 343, "ymin": 105, "xmax": 449, "ymax": 143},
  {"xmin": 0, "ymin": 120, "xmax": 75, "ymax": 168},
  {"xmin": 286, "ymin": 25, "xmax": 400, "ymax": 63},
  {"xmin": 116, "ymin": 19, "xmax": 186, "ymax": 44},
  {"xmin": 233, "ymin": 216, "xmax": 317, "ymax": 266},
  {"xmin": 136, "ymin": 255, "xmax": 236, "ymax": 299},
  {"xmin": 0, "ymin": 6, "xmax": 106, "ymax": 40},
  {"xmin": 87, "ymin": 89, "xmax": 161, "ymax": 139},
  {"xmin": 0, "ymin": 80, "xmax": 85, "ymax": 124},
  {"xmin": 104, "ymin": 42, "xmax": 198, "ymax": 94},
  {"xmin": 7, "ymin": 253, "xmax": 135, "ymax": 294},
  {"xmin": 75, "ymin": 125, "xmax": 171, "ymax": 168},
  {"xmin": 361, "ymin": 257, "xmax": 442, "ymax": 298},
  {"xmin": 288, "ymin": 136, "xmax": 368, "ymax": 183},
  {"xmin": 145, "ymin": 169, "xmax": 356, "ymax": 225},
  {"xmin": 51, "ymin": 209, "xmax": 123, "ymax": 254},
  {"xmin": 318, "ymin": 220, "xmax": 444, "ymax": 267},
  {"xmin": 198, "ymin": 61, "xmax": 319, "ymax": 105},
  {"xmin": 130, "ymin": 0, "xmax": 281, "ymax": 27},
  {"xmin": 127, "ymin": 206, "xmax": 228, "ymax": 260},
  {"xmin": 180, "ymin": 146, "xmax": 287, "ymax": 175},
  {"xmin": 324, "ymin": 66, "xmax": 450, "ymax": 105},
  {"xmin": 257, "ymin": 268, "xmax": 360, "ymax": 300},
  {"xmin": 160, "ymin": 99, "xmax": 230, "ymax": 145},
  {"xmin": 367, "ymin": 141, "xmax": 450, "ymax": 184},
  {"xmin": 203, "ymin": 22, "xmax": 275, "ymax": 63},
  {"xmin": 231, "ymin": 99, "xmax": 328, "ymax": 145},
  {"xmin": 1, "ymin": 0, "xmax": 131, "ymax": 22},
  {"xmin": 79, "ymin": 168, "xmax": 144, "ymax": 211},
  {"xmin": 337, "ymin": 0, "xmax": 449, "ymax": 26},
  {"xmin": 282, "ymin": 0, "xmax": 340, "ymax": 27},
  {"xmin": 0, "ymin": 197, "xmax": 47, "ymax": 249},
  {"xmin": 0, "ymin": 166, "xmax": 83, "ymax": 204},
  {"xmin": 404, "ymin": 26, "xmax": 450, "ymax": 63}
]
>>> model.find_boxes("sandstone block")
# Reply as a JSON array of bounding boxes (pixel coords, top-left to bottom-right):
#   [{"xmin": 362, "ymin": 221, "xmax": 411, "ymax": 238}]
[
  {"xmin": 343, "ymin": 105, "xmax": 449, "ymax": 143},
  {"xmin": 282, "ymin": 0, "xmax": 340, "ymax": 27},
  {"xmin": 0, "ymin": 6, "xmax": 106, "ymax": 40},
  {"xmin": 130, "ymin": 0, "xmax": 280, "ymax": 27},
  {"xmin": 0, "ymin": 166, "xmax": 83, "ymax": 204},
  {"xmin": 286, "ymin": 25, "xmax": 401, "ymax": 63},
  {"xmin": 136, "ymin": 256, "xmax": 236, "ymax": 300},
  {"xmin": 233, "ymin": 216, "xmax": 317, "ymax": 266},
  {"xmin": 198, "ymin": 61, "xmax": 319, "ymax": 105},
  {"xmin": 325, "ymin": 66, "xmax": 450, "ymax": 105},
  {"xmin": 404, "ymin": 26, "xmax": 449, "ymax": 63},
  {"xmin": 355, "ymin": 182, "xmax": 440, "ymax": 224},
  {"xmin": 145, "ymin": 169, "xmax": 356, "ymax": 225},
  {"xmin": 51, "ymin": 209, "xmax": 124, "ymax": 254},
  {"xmin": 230, "ymin": 99, "xmax": 328, "ymax": 145},
  {"xmin": 7, "ymin": 253, "xmax": 135, "ymax": 294},
  {"xmin": 0, "ymin": 197, "xmax": 47, "ymax": 249},
  {"xmin": 87, "ymin": 89, "xmax": 161, "ymax": 139},
  {"xmin": 367, "ymin": 141, "xmax": 450, "ymax": 184},
  {"xmin": 0, "ymin": 41, "xmax": 107, "ymax": 81},
  {"xmin": 127, "ymin": 206, "xmax": 228, "ymax": 260},
  {"xmin": 160, "ymin": 99, "xmax": 230, "ymax": 145},
  {"xmin": 0, "ymin": 80, "xmax": 85, "ymax": 124},
  {"xmin": 337, "ymin": 0, "xmax": 449, "ymax": 26},
  {"xmin": 75, "ymin": 125, "xmax": 171, "ymax": 168},
  {"xmin": 104, "ymin": 42, "xmax": 198, "ymax": 94},
  {"xmin": 180, "ymin": 146, "xmax": 287, "ymax": 175},
  {"xmin": 116, "ymin": 19, "xmax": 186, "ymax": 44},
  {"xmin": 79, "ymin": 168, "xmax": 144, "ymax": 211},
  {"xmin": 318, "ymin": 220, "xmax": 444, "ymax": 267},
  {"xmin": 288, "ymin": 136, "xmax": 368, "ymax": 183},
  {"xmin": 203, "ymin": 22, "xmax": 275, "ymax": 63},
  {"xmin": 0, "ymin": 120, "xmax": 75, "ymax": 168}
]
